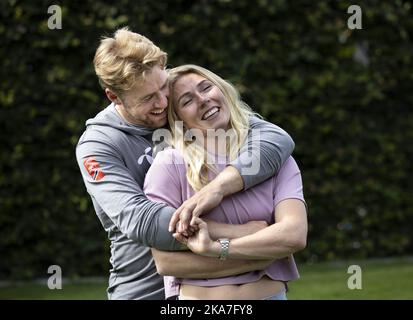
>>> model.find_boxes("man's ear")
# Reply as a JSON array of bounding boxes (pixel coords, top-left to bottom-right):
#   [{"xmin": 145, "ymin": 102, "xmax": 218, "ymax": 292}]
[{"xmin": 105, "ymin": 88, "xmax": 122, "ymax": 105}]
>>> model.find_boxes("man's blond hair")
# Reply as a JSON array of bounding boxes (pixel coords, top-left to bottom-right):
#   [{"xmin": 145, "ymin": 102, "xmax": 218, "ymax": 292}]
[{"xmin": 93, "ymin": 27, "xmax": 167, "ymax": 95}]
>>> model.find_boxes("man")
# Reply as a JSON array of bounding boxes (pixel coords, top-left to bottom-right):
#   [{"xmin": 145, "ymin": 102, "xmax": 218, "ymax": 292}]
[{"xmin": 76, "ymin": 27, "xmax": 295, "ymax": 300}]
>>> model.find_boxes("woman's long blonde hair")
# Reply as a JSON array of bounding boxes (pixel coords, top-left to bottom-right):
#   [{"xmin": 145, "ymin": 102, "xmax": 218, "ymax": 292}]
[{"xmin": 167, "ymin": 65, "xmax": 256, "ymax": 191}]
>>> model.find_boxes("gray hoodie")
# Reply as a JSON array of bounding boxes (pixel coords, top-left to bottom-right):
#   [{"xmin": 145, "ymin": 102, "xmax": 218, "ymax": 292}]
[{"xmin": 76, "ymin": 102, "xmax": 294, "ymax": 300}]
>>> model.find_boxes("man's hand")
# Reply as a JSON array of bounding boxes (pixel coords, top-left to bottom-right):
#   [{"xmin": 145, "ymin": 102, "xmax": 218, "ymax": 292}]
[
  {"xmin": 169, "ymin": 166, "xmax": 244, "ymax": 234},
  {"xmin": 173, "ymin": 218, "xmax": 217, "ymax": 257},
  {"xmin": 169, "ymin": 183, "xmax": 224, "ymax": 233}
]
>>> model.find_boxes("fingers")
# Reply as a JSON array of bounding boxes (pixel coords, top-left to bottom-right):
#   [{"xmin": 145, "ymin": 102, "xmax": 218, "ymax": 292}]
[
  {"xmin": 170, "ymin": 200, "xmax": 203, "ymax": 233},
  {"xmin": 178, "ymin": 207, "xmax": 193, "ymax": 233},
  {"xmin": 177, "ymin": 221, "xmax": 184, "ymax": 234},
  {"xmin": 177, "ymin": 202, "xmax": 197, "ymax": 233},
  {"xmin": 190, "ymin": 214, "xmax": 205, "ymax": 227},
  {"xmin": 192, "ymin": 217, "xmax": 206, "ymax": 228},
  {"xmin": 189, "ymin": 206, "xmax": 203, "ymax": 226},
  {"xmin": 186, "ymin": 225, "xmax": 198, "ymax": 237},
  {"xmin": 188, "ymin": 225, "xmax": 198, "ymax": 233},
  {"xmin": 172, "ymin": 232, "xmax": 187, "ymax": 245},
  {"xmin": 173, "ymin": 222, "xmax": 200, "ymax": 240},
  {"xmin": 169, "ymin": 208, "xmax": 182, "ymax": 232},
  {"xmin": 190, "ymin": 215, "xmax": 197, "ymax": 228}
]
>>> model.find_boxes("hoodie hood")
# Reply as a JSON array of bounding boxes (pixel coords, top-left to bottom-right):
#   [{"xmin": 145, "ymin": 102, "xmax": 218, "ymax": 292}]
[{"xmin": 85, "ymin": 103, "xmax": 155, "ymax": 136}]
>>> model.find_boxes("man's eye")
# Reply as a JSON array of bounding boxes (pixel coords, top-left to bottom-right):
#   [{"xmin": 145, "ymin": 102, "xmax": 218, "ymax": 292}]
[{"xmin": 142, "ymin": 95, "xmax": 153, "ymax": 102}]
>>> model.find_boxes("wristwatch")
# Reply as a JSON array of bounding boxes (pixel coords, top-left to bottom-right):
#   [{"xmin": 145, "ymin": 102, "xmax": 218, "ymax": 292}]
[{"xmin": 217, "ymin": 238, "xmax": 230, "ymax": 260}]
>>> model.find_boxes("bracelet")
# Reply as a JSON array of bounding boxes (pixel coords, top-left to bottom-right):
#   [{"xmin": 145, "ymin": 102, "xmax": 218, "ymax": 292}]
[{"xmin": 217, "ymin": 238, "xmax": 230, "ymax": 260}]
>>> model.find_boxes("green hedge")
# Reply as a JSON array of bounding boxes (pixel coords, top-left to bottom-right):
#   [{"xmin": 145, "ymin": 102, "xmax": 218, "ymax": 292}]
[{"xmin": 1, "ymin": 0, "xmax": 412, "ymax": 279}]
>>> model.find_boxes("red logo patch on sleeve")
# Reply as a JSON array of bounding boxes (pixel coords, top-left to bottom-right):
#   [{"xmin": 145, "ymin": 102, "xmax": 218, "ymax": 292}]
[{"xmin": 83, "ymin": 157, "xmax": 105, "ymax": 181}]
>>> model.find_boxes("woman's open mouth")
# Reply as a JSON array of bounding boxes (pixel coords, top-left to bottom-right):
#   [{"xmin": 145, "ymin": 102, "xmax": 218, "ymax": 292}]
[{"xmin": 201, "ymin": 107, "xmax": 220, "ymax": 120}]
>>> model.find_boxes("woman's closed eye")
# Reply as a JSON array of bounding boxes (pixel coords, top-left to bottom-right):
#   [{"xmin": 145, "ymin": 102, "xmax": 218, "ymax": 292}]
[
  {"xmin": 182, "ymin": 98, "xmax": 192, "ymax": 106},
  {"xmin": 202, "ymin": 84, "xmax": 212, "ymax": 92}
]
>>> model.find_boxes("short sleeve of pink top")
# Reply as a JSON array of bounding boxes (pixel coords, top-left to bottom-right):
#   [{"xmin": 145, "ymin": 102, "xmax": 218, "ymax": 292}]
[{"xmin": 144, "ymin": 148, "xmax": 306, "ymax": 299}]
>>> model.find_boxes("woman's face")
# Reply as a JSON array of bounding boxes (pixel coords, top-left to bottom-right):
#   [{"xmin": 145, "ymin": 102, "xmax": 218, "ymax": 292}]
[{"xmin": 172, "ymin": 73, "xmax": 230, "ymax": 132}]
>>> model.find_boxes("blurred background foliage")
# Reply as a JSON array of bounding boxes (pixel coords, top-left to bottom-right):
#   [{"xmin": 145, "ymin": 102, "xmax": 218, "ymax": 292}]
[{"xmin": 0, "ymin": 0, "xmax": 412, "ymax": 280}]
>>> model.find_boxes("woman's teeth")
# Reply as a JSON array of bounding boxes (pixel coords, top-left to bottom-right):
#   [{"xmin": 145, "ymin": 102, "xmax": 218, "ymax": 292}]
[{"xmin": 202, "ymin": 107, "xmax": 219, "ymax": 120}]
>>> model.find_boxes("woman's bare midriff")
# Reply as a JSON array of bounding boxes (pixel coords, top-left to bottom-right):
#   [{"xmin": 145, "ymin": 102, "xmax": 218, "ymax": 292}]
[{"xmin": 179, "ymin": 276, "xmax": 285, "ymax": 300}]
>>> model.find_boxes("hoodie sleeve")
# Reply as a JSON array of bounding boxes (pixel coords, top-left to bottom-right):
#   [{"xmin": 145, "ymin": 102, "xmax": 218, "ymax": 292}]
[
  {"xmin": 76, "ymin": 137, "xmax": 182, "ymax": 251},
  {"xmin": 230, "ymin": 116, "xmax": 295, "ymax": 190}
]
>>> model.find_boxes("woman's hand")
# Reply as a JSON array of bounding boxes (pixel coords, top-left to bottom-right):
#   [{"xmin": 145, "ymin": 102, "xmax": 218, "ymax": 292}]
[{"xmin": 173, "ymin": 218, "xmax": 218, "ymax": 257}]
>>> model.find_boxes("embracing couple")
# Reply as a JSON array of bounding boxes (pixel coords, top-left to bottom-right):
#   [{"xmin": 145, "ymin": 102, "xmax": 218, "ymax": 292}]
[{"xmin": 76, "ymin": 27, "xmax": 308, "ymax": 300}]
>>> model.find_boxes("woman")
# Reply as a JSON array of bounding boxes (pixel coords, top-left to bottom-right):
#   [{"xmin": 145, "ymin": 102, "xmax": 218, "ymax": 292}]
[{"xmin": 144, "ymin": 65, "xmax": 307, "ymax": 300}]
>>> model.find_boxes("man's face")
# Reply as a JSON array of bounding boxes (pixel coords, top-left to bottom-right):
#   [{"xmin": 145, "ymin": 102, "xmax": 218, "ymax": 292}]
[{"xmin": 117, "ymin": 66, "xmax": 169, "ymax": 128}]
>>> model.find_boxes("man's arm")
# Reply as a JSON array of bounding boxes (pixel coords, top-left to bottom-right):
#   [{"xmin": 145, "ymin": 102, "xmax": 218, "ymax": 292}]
[
  {"xmin": 76, "ymin": 136, "xmax": 182, "ymax": 251},
  {"xmin": 151, "ymin": 248, "xmax": 272, "ymax": 279},
  {"xmin": 170, "ymin": 117, "xmax": 295, "ymax": 233},
  {"xmin": 231, "ymin": 116, "xmax": 295, "ymax": 190}
]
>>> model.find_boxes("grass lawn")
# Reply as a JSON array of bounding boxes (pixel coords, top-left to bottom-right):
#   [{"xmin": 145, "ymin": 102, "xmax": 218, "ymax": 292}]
[
  {"xmin": 288, "ymin": 257, "xmax": 413, "ymax": 299},
  {"xmin": 0, "ymin": 281, "xmax": 107, "ymax": 300},
  {"xmin": 1, "ymin": 257, "xmax": 412, "ymax": 300}
]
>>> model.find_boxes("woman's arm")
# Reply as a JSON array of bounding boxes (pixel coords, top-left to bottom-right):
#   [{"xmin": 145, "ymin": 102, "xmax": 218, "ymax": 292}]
[
  {"xmin": 151, "ymin": 219, "xmax": 271, "ymax": 278},
  {"xmin": 176, "ymin": 199, "xmax": 307, "ymax": 260},
  {"xmin": 196, "ymin": 199, "xmax": 308, "ymax": 260},
  {"xmin": 206, "ymin": 219, "xmax": 268, "ymax": 240}
]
